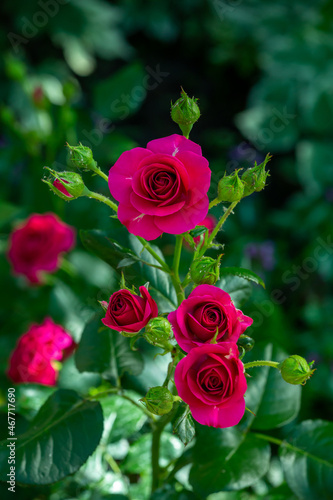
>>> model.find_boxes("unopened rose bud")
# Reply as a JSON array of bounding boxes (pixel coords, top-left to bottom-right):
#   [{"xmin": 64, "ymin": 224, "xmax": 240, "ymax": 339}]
[
  {"xmin": 279, "ymin": 355, "xmax": 315, "ymax": 385},
  {"xmin": 67, "ymin": 143, "xmax": 97, "ymax": 171},
  {"xmin": 237, "ymin": 334, "xmax": 255, "ymax": 355},
  {"xmin": 140, "ymin": 386, "xmax": 174, "ymax": 415},
  {"xmin": 218, "ymin": 170, "xmax": 244, "ymax": 203},
  {"xmin": 242, "ymin": 154, "xmax": 271, "ymax": 197},
  {"xmin": 42, "ymin": 169, "xmax": 87, "ymax": 200},
  {"xmin": 171, "ymin": 88, "xmax": 200, "ymax": 138},
  {"xmin": 144, "ymin": 317, "xmax": 173, "ymax": 349},
  {"xmin": 190, "ymin": 256, "xmax": 221, "ymax": 285}
]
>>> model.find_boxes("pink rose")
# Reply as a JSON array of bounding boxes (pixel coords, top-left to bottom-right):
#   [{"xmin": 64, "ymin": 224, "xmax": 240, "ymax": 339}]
[
  {"xmin": 102, "ymin": 286, "xmax": 158, "ymax": 334},
  {"xmin": 168, "ymin": 284, "xmax": 253, "ymax": 353},
  {"xmin": 175, "ymin": 343, "xmax": 247, "ymax": 428},
  {"xmin": 108, "ymin": 134, "xmax": 211, "ymax": 240},
  {"xmin": 7, "ymin": 213, "xmax": 75, "ymax": 284},
  {"xmin": 7, "ymin": 318, "xmax": 76, "ymax": 386}
]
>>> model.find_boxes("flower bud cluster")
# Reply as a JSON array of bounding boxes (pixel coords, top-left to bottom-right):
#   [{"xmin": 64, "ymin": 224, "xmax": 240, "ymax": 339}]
[{"xmin": 217, "ymin": 154, "xmax": 271, "ymax": 202}]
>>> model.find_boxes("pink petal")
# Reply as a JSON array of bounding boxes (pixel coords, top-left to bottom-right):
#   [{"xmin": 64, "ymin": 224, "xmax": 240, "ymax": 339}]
[
  {"xmin": 176, "ymin": 151, "xmax": 211, "ymax": 205},
  {"xmin": 147, "ymin": 134, "xmax": 202, "ymax": 156},
  {"xmin": 190, "ymin": 397, "xmax": 246, "ymax": 428},
  {"xmin": 117, "ymin": 203, "xmax": 162, "ymax": 240},
  {"xmin": 155, "ymin": 196, "xmax": 209, "ymax": 234},
  {"xmin": 108, "ymin": 148, "xmax": 152, "ymax": 204}
]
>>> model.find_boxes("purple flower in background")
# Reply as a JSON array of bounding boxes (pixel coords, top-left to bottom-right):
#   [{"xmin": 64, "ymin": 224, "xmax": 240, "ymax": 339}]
[
  {"xmin": 325, "ymin": 188, "xmax": 333, "ymax": 203},
  {"xmin": 228, "ymin": 144, "xmax": 265, "ymax": 165},
  {"xmin": 244, "ymin": 240, "xmax": 276, "ymax": 271}
]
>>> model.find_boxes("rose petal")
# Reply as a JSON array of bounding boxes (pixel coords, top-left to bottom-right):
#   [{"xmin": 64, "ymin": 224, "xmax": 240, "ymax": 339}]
[{"xmin": 147, "ymin": 134, "xmax": 202, "ymax": 156}]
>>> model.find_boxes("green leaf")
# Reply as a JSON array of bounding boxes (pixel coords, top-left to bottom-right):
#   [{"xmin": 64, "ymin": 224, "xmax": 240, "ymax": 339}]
[
  {"xmin": 101, "ymin": 392, "xmax": 147, "ymax": 443},
  {"xmin": 106, "ymin": 330, "xmax": 144, "ymax": 383},
  {"xmin": 242, "ymin": 343, "xmax": 301, "ymax": 431},
  {"xmin": 93, "ymin": 62, "xmax": 146, "ymax": 121},
  {"xmin": 151, "ymin": 485, "xmax": 197, "ymax": 499},
  {"xmin": 75, "ymin": 314, "xmax": 144, "ymax": 382},
  {"xmin": 220, "ymin": 266, "xmax": 265, "ymax": 289},
  {"xmin": 80, "ymin": 229, "xmax": 138, "ymax": 271},
  {"xmin": 129, "ymin": 235, "xmax": 177, "ymax": 313},
  {"xmin": 280, "ymin": 420, "xmax": 333, "ymax": 500},
  {"xmin": 172, "ymin": 404, "xmax": 195, "ymax": 446},
  {"xmin": 217, "ymin": 275, "xmax": 252, "ymax": 307},
  {"xmin": 123, "ymin": 432, "xmax": 183, "ymax": 474},
  {"xmin": 189, "ymin": 426, "xmax": 270, "ymax": 494},
  {"xmin": 0, "ymin": 389, "xmax": 103, "ymax": 485},
  {"xmin": 75, "ymin": 313, "xmax": 112, "ymax": 374}
]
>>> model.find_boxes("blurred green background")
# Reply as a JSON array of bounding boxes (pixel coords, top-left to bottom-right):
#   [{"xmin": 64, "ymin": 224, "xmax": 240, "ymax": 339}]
[{"xmin": 0, "ymin": 0, "xmax": 333, "ymax": 498}]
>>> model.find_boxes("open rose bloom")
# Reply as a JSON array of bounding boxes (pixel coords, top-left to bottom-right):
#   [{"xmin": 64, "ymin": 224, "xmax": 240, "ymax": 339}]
[
  {"xmin": 7, "ymin": 213, "xmax": 75, "ymax": 284},
  {"xmin": 108, "ymin": 134, "xmax": 211, "ymax": 240},
  {"xmin": 7, "ymin": 318, "xmax": 76, "ymax": 386},
  {"xmin": 175, "ymin": 343, "xmax": 247, "ymax": 428},
  {"xmin": 168, "ymin": 284, "xmax": 253, "ymax": 353}
]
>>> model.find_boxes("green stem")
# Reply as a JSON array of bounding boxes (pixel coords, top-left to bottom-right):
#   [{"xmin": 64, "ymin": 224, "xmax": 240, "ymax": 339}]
[
  {"xmin": 104, "ymin": 453, "xmax": 121, "ymax": 474},
  {"xmin": 243, "ymin": 360, "xmax": 280, "ymax": 370},
  {"xmin": 93, "ymin": 168, "xmax": 109, "ymax": 183},
  {"xmin": 85, "ymin": 189, "xmax": 118, "ymax": 213},
  {"xmin": 151, "ymin": 403, "xmax": 180, "ymax": 494},
  {"xmin": 89, "ymin": 388, "xmax": 155, "ymax": 421},
  {"xmin": 136, "ymin": 236, "xmax": 171, "ymax": 273},
  {"xmin": 197, "ymin": 200, "xmax": 239, "ymax": 259},
  {"xmin": 120, "ymin": 393, "xmax": 156, "ymax": 421},
  {"xmin": 171, "ymin": 235, "xmax": 185, "ymax": 305},
  {"xmin": 208, "ymin": 197, "xmax": 220, "ymax": 209}
]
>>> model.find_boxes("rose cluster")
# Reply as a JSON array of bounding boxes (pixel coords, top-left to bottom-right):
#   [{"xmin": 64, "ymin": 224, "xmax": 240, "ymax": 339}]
[
  {"xmin": 101, "ymin": 283, "xmax": 252, "ymax": 429},
  {"xmin": 7, "ymin": 318, "xmax": 76, "ymax": 386}
]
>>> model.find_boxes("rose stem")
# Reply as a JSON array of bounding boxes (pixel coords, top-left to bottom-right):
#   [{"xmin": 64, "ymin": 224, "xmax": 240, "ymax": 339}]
[
  {"xmin": 171, "ymin": 234, "xmax": 185, "ymax": 305},
  {"xmin": 208, "ymin": 197, "xmax": 220, "ymax": 209},
  {"xmin": 85, "ymin": 189, "xmax": 119, "ymax": 213},
  {"xmin": 83, "ymin": 190, "xmax": 171, "ymax": 274},
  {"xmin": 88, "ymin": 388, "xmax": 156, "ymax": 422},
  {"xmin": 136, "ymin": 236, "xmax": 171, "ymax": 273},
  {"xmin": 197, "ymin": 200, "xmax": 239, "ymax": 259},
  {"xmin": 151, "ymin": 402, "xmax": 180, "ymax": 494},
  {"xmin": 243, "ymin": 360, "xmax": 280, "ymax": 370}
]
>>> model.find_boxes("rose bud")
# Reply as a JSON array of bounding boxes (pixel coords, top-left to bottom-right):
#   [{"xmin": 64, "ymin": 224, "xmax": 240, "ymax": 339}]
[
  {"xmin": 241, "ymin": 153, "xmax": 271, "ymax": 197},
  {"xmin": 190, "ymin": 255, "xmax": 221, "ymax": 286},
  {"xmin": 171, "ymin": 88, "xmax": 201, "ymax": 138},
  {"xmin": 7, "ymin": 213, "xmax": 75, "ymax": 284},
  {"xmin": 237, "ymin": 334, "xmax": 255, "ymax": 356},
  {"xmin": 144, "ymin": 317, "xmax": 173, "ymax": 349},
  {"xmin": 175, "ymin": 343, "xmax": 247, "ymax": 428},
  {"xmin": 67, "ymin": 143, "xmax": 97, "ymax": 171},
  {"xmin": 189, "ymin": 215, "xmax": 217, "ymax": 248},
  {"xmin": 217, "ymin": 170, "xmax": 244, "ymax": 203},
  {"xmin": 42, "ymin": 169, "xmax": 87, "ymax": 200},
  {"xmin": 140, "ymin": 386, "xmax": 174, "ymax": 416},
  {"xmin": 168, "ymin": 284, "xmax": 253, "ymax": 353},
  {"xmin": 102, "ymin": 286, "xmax": 158, "ymax": 336},
  {"xmin": 7, "ymin": 318, "xmax": 76, "ymax": 386},
  {"xmin": 279, "ymin": 355, "xmax": 315, "ymax": 385}
]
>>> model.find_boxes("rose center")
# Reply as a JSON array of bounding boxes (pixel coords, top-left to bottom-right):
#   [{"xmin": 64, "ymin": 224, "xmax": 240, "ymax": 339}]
[{"xmin": 141, "ymin": 164, "xmax": 181, "ymax": 202}]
